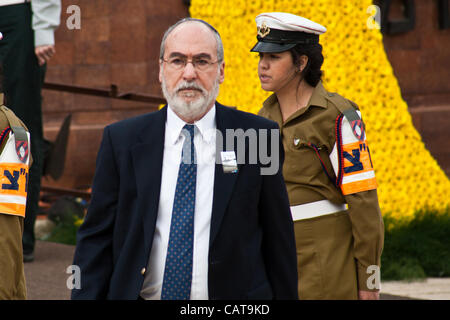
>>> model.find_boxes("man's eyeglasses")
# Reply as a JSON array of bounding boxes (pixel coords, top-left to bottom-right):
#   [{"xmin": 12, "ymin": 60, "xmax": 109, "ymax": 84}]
[{"xmin": 162, "ymin": 56, "xmax": 220, "ymax": 71}]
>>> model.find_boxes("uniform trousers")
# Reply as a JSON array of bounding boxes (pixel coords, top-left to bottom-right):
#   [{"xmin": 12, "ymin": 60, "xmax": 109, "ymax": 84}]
[
  {"xmin": 295, "ymin": 211, "xmax": 358, "ymax": 299},
  {"xmin": 0, "ymin": 214, "xmax": 26, "ymax": 299}
]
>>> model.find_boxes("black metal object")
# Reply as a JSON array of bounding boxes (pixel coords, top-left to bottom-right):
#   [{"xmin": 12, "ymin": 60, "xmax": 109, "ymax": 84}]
[
  {"xmin": 41, "ymin": 185, "xmax": 91, "ymax": 200},
  {"xmin": 43, "ymin": 113, "xmax": 71, "ymax": 181},
  {"xmin": 438, "ymin": 0, "xmax": 450, "ymax": 29},
  {"xmin": 378, "ymin": 0, "xmax": 416, "ymax": 34},
  {"xmin": 43, "ymin": 82, "xmax": 166, "ymax": 105}
]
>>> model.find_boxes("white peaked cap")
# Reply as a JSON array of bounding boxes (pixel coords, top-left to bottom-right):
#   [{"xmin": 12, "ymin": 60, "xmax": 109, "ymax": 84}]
[
  {"xmin": 255, "ymin": 12, "xmax": 326, "ymax": 35},
  {"xmin": 251, "ymin": 12, "xmax": 326, "ymax": 52}
]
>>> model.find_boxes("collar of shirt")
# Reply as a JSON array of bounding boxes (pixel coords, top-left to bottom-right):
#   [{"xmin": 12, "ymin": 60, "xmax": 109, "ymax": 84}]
[
  {"xmin": 166, "ymin": 104, "xmax": 217, "ymax": 145},
  {"xmin": 262, "ymin": 81, "xmax": 329, "ymax": 125}
]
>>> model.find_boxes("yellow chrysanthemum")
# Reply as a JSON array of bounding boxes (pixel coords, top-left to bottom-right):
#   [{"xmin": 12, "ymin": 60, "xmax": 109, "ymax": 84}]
[{"xmin": 191, "ymin": 0, "xmax": 450, "ymax": 218}]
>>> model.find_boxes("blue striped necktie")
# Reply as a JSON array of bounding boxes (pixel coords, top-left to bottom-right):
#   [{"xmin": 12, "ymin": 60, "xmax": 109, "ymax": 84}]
[{"xmin": 161, "ymin": 124, "xmax": 197, "ymax": 300}]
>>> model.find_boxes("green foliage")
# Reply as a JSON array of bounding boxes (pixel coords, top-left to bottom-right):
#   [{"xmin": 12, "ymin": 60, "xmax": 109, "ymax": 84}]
[
  {"xmin": 42, "ymin": 196, "xmax": 86, "ymax": 245},
  {"xmin": 45, "ymin": 220, "xmax": 79, "ymax": 245},
  {"xmin": 381, "ymin": 207, "xmax": 450, "ymax": 280}
]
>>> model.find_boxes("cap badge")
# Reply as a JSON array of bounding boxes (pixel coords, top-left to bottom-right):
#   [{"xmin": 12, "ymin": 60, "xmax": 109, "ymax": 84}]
[{"xmin": 257, "ymin": 22, "xmax": 270, "ymax": 38}]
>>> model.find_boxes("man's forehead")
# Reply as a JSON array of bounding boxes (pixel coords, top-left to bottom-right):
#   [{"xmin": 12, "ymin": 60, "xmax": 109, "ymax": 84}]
[{"xmin": 165, "ymin": 22, "xmax": 217, "ymax": 55}]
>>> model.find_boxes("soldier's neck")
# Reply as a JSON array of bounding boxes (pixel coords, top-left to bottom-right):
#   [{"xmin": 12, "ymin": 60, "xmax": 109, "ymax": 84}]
[{"xmin": 276, "ymin": 79, "xmax": 314, "ymax": 122}]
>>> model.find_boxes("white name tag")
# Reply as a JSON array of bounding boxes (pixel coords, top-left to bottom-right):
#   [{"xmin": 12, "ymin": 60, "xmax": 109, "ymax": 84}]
[{"xmin": 221, "ymin": 151, "xmax": 238, "ymax": 173}]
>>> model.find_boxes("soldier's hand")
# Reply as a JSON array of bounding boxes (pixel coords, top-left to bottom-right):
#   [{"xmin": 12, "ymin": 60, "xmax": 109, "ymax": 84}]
[
  {"xmin": 35, "ymin": 45, "xmax": 56, "ymax": 66},
  {"xmin": 358, "ymin": 290, "xmax": 380, "ymax": 300}
]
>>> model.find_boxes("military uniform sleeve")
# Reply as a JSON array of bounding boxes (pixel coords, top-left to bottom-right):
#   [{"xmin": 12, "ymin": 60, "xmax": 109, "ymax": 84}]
[
  {"xmin": 345, "ymin": 190, "xmax": 384, "ymax": 291},
  {"xmin": 329, "ymin": 105, "xmax": 384, "ymax": 291}
]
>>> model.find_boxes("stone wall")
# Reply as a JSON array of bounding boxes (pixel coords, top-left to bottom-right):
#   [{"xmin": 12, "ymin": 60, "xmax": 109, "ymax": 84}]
[
  {"xmin": 382, "ymin": 0, "xmax": 450, "ymax": 176},
  {"xmin": 42, "ymin": 0, "xmax": 189, "ymax": 189}
]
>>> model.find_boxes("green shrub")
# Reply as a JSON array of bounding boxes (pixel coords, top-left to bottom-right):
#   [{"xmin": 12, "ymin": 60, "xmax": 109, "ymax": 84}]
[
  {"xmin": 41, "ymin": 196, "xmax": 86, "ymax": 246},
  {"xmin": 381, "ymin": 207, "xmax": 450, "ymax": 280},
  {"xmin": 45, "ymin": 221, "xmax": 78, "ymax": 245}
]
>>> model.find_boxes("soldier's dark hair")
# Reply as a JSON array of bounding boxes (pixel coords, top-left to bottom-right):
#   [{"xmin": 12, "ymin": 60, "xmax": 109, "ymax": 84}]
[{"xmin": 289, "ymin": 43, "xmax": 324, "ymax": 87}]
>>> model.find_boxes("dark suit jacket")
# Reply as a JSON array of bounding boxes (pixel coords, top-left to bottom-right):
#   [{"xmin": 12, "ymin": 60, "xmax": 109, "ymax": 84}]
[{"xmin": 71, "ymin": 103, "xmax": 297, "ymax": 300}]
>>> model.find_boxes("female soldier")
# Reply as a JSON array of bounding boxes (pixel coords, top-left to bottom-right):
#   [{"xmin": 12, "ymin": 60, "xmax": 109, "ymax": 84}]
[
  {"xmin": 251, "ymin": 12, "xmax": 384, "ymax": 300},
  {"xmin": 0, "ymin": 63, "xmax": 30, "ymax": 299}
]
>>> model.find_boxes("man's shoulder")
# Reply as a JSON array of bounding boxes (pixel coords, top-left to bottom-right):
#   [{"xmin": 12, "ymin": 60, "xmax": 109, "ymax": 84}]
[
  {"xmin": 103, "ymin": 108, "xmax": 166, "ymax": 146},
  {"xmin": 107, "ymin": 108, "xmax": 165, "ymax": 132},
  {"xmin": 216, "ymin": 103, "xmax": 279, "ymax": 130}
]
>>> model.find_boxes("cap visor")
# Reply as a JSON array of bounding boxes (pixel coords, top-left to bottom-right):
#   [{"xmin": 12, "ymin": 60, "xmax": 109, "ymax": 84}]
[{"xmin": 250, "ymin": 41, "xmax": 297, "ymax": 53}]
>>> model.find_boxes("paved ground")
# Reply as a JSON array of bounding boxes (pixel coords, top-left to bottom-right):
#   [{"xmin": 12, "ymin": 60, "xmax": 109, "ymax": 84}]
[
  {"xmin": 24, "ymin": 240, "xmax": 74, "ymax": 300},
  {"xmin": 381, "ymin": 278, "xmax": 450, "ymax": 300},
  {"xmin": 23, "ymin": 240, "xmax": 450, "ymax": 300}
]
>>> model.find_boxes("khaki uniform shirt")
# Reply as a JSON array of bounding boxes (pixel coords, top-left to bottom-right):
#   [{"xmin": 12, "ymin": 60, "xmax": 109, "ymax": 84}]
[{"xmin": 258, "ymin": 82, "xmax": 384, "ymax": 291}]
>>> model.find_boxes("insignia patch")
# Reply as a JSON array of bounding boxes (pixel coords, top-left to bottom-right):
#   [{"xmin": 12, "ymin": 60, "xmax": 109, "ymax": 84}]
[
  {"xmin": 329, "ymin": 113, "xmax": 377, "ymax": 195},
  {"xmin": 0, "ymin": 132, "xmax": 29, "ymax": 218},
  {"xmin": 257, "ymin": 22, "xmax": 270, "ymax": 38},
  {"xmin": 351, "ymin": 120, "xmax": 365, "ymax": 141},
  {"xmin": 340, "ymin": 141, "xmax": 377, "ymax": 195},
  {"xmin": 16, "ymin": 140, "xmax": 29, "ymax": 164},
  {"xmin": 0, "ymin": 162, "xmax": 29, "ymax": 217}
]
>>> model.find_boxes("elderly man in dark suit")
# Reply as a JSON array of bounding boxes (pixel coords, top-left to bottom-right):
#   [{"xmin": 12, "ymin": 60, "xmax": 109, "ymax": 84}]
[{"xmin": 71, "ymin": 18, "xmax": 297, "ymax": 300}]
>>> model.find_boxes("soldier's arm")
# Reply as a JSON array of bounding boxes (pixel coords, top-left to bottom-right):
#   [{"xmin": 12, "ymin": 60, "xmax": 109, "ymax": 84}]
[
  {"xmin": 345, "ymin": 190, "xmax": 384, "ymax": 292},
  {"xmin": 328, "ymin": 100, "xmax": 385, "ymax": 295}
]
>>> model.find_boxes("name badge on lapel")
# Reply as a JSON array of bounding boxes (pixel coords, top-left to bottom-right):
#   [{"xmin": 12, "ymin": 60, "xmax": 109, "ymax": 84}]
[{"xmin": 221, "ymin": 151, "xmax": 238, "ymax": 173}]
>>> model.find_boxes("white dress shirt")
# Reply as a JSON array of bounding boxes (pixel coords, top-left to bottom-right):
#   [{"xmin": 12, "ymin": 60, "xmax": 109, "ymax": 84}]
[
  {"xmin": 31, "ymin": 0, "xmax": 62, "ymax": 47},
  {"xmin": 140, "ymin": 105, "xmax": 216, "ymax": 300}
]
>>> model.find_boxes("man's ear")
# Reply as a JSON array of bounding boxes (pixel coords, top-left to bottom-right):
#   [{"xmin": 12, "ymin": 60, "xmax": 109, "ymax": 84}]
[
  {"xmin": 159, "ymin": 60, "xmax": 163, "ymax": 83},
  {"xmin": 218, "ymin": 61, "xmax": 225, "ymax": 84}
]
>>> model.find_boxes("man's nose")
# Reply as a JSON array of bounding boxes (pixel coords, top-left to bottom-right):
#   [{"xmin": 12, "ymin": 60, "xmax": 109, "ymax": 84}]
[{"xmin": 182, "ymin": 61, "xmax": 197, "ymax": 80}]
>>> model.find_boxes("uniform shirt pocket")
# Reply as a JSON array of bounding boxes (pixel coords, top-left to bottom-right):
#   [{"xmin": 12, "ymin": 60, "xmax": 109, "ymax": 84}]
[{"xmin": 284, "ymin": 135, "xmax": 327, "ymax": 181}]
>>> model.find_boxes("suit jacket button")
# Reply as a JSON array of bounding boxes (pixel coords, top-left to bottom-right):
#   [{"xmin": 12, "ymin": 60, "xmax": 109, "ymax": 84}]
[{"xmin": 141, "ymin": 267, "xmax": 146, "ymax": 275}]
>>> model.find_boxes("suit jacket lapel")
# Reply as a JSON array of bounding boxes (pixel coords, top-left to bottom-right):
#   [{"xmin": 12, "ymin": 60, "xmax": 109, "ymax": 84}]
[
  {"xmin": 131, "ymin": 104, "xmax": 241, "ymax": 251},
  {"xmin": 209, "ymin": 103, "xmax": 240, "ymax": 248},
  {"xmin": 131, "ymin": 107, "xmax": 167, "ymax": 256}
]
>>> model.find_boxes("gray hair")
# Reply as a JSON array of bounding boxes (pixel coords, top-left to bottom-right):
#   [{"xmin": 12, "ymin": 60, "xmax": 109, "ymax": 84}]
[{"xmin": 159, "ymin": 18, "xmax": 224, "ymax": 62}]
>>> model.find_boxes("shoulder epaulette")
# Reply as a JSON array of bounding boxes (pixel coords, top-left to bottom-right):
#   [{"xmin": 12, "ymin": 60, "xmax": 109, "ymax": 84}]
[
  {"xmin": 325, "ymin": 92, "xmax": 362, "ymax": 140},
  {"xmin": 0, "ymin": 104, "xmax": 29, "ymax": 163},
  {"xmin": 325, "ymin": 91, "xmax": 359, "ymax": 117}
]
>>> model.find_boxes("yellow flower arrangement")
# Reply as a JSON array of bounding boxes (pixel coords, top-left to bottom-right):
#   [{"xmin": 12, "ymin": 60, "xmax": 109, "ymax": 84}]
[{"xmin": 191, "ymin": 0, "xmax": 450, "ymax": 218}]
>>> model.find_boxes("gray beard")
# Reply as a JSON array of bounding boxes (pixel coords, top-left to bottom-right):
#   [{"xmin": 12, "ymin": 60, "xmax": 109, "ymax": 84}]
[{"xmin": 161, "ymin": 77, "xmax": 220, "ymax": 122}]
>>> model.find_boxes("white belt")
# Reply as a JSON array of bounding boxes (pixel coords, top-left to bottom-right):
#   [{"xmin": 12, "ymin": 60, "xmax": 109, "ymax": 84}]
[
  {"xmin": 290, "ymin": 199, "xmax": 347, "ymax": 221},
  {"xmin": 0, "ymin": 0, "xmax": 29, "ymax": 7}
]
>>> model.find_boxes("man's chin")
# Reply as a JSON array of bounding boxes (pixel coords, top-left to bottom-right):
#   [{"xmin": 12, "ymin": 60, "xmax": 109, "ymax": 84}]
[
  {"xmin": 179, "ymin": 97, "xmax": 201, "ymax": 105},
  {"xmin": 169, "ymin": 97, "xmax": 208, "ymax": 120}
]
